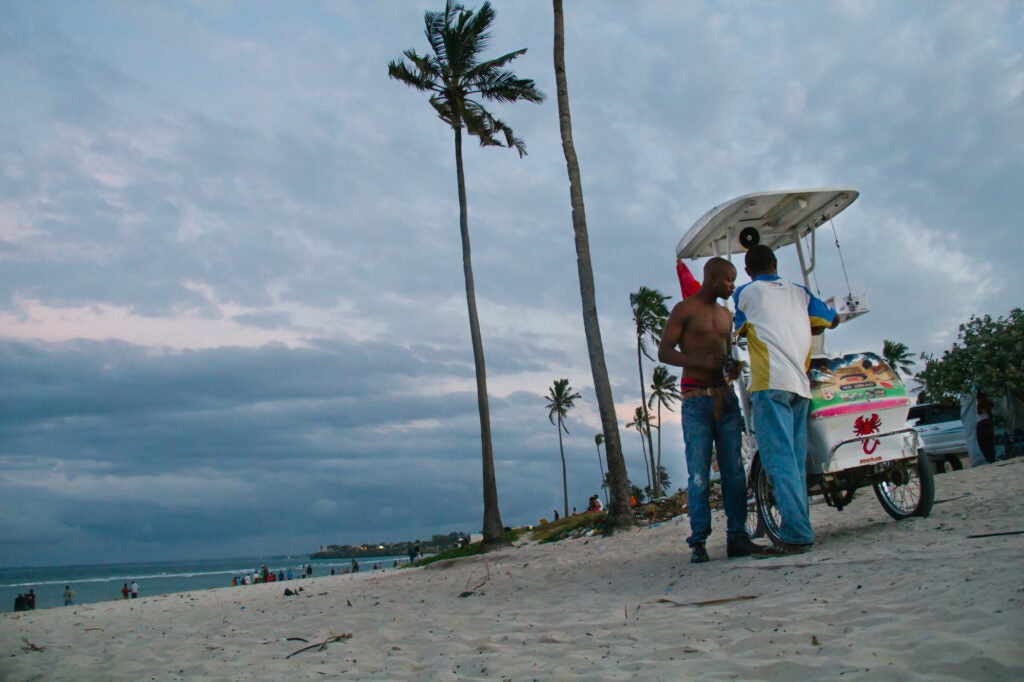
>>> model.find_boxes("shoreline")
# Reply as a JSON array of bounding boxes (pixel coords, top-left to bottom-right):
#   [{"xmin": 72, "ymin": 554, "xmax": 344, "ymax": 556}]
[
  {"xmin": 2, "ymin": 556, "xmax": 413, "ymax": 613},
  {"xmin": 3, "ymin": 459, "xmax": 1023, "ymax": 680}
]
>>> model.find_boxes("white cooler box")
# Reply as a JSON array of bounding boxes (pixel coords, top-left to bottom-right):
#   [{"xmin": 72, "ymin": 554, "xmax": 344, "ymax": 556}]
[{"xmin": 806, "ymin": 352, "xmax": 917, "ymax": 475}]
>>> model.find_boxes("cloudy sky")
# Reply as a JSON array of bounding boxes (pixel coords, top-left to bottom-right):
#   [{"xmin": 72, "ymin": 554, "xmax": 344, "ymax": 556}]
[{"xmin": 2, "ymin": 0, "xmax": 1021, "ymax": 568}]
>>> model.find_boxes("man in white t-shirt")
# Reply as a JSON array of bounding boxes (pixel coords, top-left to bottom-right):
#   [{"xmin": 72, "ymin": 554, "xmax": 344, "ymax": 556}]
[{"xmin": 734, "ymin": 245, "xmax": 838, "ymax": 556}]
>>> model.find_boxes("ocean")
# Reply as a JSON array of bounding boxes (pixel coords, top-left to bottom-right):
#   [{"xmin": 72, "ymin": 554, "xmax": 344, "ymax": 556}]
[{"xmin": 2, "ymin": 555, "xmax": 411, "ymax": 612}]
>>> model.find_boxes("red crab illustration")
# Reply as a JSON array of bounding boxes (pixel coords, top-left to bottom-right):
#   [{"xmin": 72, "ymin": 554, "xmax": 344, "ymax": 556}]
[{"xmin": 854, "ymin": 413, "xmax": 882, "ymax": 454}]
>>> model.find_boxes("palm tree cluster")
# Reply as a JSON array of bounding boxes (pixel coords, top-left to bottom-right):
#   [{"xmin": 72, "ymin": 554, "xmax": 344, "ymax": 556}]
[{"xmin": 630, "ymin": 287, "xmax": 677, "ymax": 500}]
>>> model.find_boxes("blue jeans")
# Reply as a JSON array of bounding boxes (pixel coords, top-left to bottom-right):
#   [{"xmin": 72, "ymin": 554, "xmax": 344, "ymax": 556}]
[
  {"xmin": 750, "ymin": 390, "xmax": 814, "ymax": 545},
  {"xmin": 681, "ymin": 389, "xmax": 748, "ymax": 547}
]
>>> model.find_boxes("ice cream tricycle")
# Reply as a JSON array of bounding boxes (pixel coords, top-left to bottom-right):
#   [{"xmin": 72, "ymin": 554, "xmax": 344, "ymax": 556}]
[{"xmin": 675, "ymin": 188, "xmax": 933, "ymax": 544}]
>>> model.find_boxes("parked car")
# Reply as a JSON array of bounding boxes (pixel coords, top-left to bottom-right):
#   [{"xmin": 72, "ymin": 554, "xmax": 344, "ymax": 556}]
[{"xmin": 907, "ymin": 403, "xmax": 966, "ymax": 472}]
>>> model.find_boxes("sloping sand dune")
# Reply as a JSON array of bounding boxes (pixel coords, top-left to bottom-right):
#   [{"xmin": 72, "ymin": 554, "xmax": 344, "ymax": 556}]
[{"xmin": 3, "ymin": 459, "xmax": 1023, "ymax": 680}]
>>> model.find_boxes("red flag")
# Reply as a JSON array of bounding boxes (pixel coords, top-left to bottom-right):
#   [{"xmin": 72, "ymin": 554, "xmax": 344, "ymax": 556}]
[{"xmin": 676, "ymin": 259, "xmax": 701, "ymax": 299}]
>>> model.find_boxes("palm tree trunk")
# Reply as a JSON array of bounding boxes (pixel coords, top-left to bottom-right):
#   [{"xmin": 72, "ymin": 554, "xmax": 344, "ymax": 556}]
[
  {"xmin": 637, "ymin": 419, "xmax": 652, "ymax": 493},
  {"xmin": 454, "ymin": 126, "xmax": 507, "ymax": 549},
  {"xmin": 636, "ymin": 345, "xmax": 660, "ymax": 497},
  {"xmin": 655, "ymin": 400, "xmax": 663, "ymax": 489},
  {"xmin": 552, "ymin": 0, "xmax": 633, "ymax": 531},
  {"xmin": 595, "ymin": 442, "xmax": 607, "ymax": 507},
  {"xmin": 558, "ymin": 418, "xmax": 569, "ymax": 518}
]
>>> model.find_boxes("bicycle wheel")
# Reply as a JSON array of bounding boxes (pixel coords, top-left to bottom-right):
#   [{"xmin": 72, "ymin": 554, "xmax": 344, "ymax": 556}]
[
  {"xmin": 873, "ymin": 450, "xmax": 935, "ymax": 519},
  {"xmin": 745, "ymin": 479, "xmax": 765, "ymax": 538},
  {"xmin": 751, "ymin": 454, "xmax": 783, "ymax": 544}
]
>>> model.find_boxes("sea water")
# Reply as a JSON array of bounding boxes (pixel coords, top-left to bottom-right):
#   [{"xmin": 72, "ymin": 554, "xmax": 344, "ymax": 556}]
[{"xmin": 2, "ymin": 555, "xmax": 410, "ymax": 612}]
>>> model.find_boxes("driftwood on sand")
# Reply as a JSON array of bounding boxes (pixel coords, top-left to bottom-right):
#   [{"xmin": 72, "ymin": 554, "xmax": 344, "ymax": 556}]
[{"xmin": 285, "ymin": 632, "xmax": 352, "ymax": 659}]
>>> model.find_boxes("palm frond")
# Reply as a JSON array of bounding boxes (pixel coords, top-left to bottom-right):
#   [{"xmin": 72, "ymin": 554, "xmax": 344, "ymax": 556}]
[
  {"xmin": 456, "ymin": 1, "xmax": 495, "ymax": 67},
  {"xmin": 471, "ymin": 68, "xmax": 544, "ymax": 104},
  {"xmin": 546, "ymin": 379, "xmax": 580, "ymax": 432},
  {"xmin": 461, "ymin": 101, "xmax": 527, "ymax": 156},
  {"xmin": 631, "ymin": 287, "xmax": 671, "ymax": 360},
  {"xmin": 387, "ymin": 51, "xmax": 441, "ymax": 93}
]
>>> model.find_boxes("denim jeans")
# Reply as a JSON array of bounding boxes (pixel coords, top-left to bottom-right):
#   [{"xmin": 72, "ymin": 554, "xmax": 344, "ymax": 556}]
[
  {"xmin": 681, "ymin": 389, "xmax": 748, "ymax": 547},
  {"xmin": 750, "ymin": 389, "xmax": 814, "ymax": 545}
]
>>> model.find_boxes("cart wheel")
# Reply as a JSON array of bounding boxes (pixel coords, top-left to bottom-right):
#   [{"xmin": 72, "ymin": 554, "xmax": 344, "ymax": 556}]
[
  {"xmin": 751, "ymin": 454, "xmax": 783, "ymax": 544},
  {"xmin": 872, "ymin": 450, "xmax": 935, "ymax": 519}
]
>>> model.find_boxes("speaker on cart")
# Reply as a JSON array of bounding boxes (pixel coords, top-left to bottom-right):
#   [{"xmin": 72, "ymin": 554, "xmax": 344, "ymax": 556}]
[{"xmin": 739, "ymin": 227, "xmax": 760, "ymax": 249}]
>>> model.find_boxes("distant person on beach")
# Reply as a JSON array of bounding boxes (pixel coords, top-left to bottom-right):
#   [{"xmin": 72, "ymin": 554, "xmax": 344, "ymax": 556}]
[
  {"xmin": 553, "ymin": 508, "xmax": 559, "ymax": 521},
  {"xmin": 121, "ymin": 583, "xmax": 129, "ymax": 599},
  {"xmin": 351, "ymin": 559, "xmax": 360, "ymax": 573},
  {"xmin": 26, "ymin": 589, "xmax": 35, "ymax": 610},
  {"xmin": 14, "ymin": 594, "xmax": 26, "ymax": 612},
  {"xmin": 659, "ymin": 256, "xmax": 765, "ymax": 563},
  {"xmin": 733, "ymin": 245, "xmax": 838, "ymax": 557},
  {"xmin": 131, "ymin": 581, "xmax": 139, "ymax": 599},
  {"xmin": 977, "ymin": 390, "xmax": 996, "ymax": 463},
  {"xmin": 63, "ymin": 585, "xmax": 74, "ymax": 606}
]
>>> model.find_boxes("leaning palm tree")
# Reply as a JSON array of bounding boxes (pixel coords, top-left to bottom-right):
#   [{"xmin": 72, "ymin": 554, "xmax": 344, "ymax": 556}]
[
  {"xmin": 626, "ymin": 405, "xmax": 653, "ymax": 493},
  {"xmin": 593, "ymin": 433, "xmax": 607, "ymax": 506},
  {"xmin": 552, "ymin": 0, "xmax": 632, "ymax": 531},
  {"xmin": 883, "ymin": 339, "xmax": 915, "ymax": 379},
  {"xmin": 630, "ymin": 286, "xmax": 670, "ymax": 496},
  {"xmin": 648, "ymin": 364, "xmax": 681, "ymax": 489},
  {"xmin": 546, "ymin": 378, "xmax": 581, "ymax": 518},
  {"xmin": 389, "ymin": 1, "xmax": 544, "ymax": 550}
]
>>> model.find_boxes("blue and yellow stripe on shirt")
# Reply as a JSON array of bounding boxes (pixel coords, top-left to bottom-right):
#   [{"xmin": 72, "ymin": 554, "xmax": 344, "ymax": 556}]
[{"xmin": 733, "ymin": 275, "xmax": 837, "ymax": 397}]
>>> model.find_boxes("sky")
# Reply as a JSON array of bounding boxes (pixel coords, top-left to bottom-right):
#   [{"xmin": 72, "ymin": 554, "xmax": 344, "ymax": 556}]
[{"xmin": 1, "ymin": 0, "xmax": 1021, "ymax": 568}]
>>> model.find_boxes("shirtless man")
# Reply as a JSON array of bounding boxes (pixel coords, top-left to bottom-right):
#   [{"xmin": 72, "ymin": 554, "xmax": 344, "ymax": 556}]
[{"xmin": 658, "ymin": 257, "xmax": 764, "ymax": 563}]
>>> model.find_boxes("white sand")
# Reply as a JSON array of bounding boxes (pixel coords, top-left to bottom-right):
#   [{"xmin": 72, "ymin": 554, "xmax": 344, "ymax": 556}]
[{"xmin": 3, "ymin": 458, "xmax": 1023, "ymax": 681}]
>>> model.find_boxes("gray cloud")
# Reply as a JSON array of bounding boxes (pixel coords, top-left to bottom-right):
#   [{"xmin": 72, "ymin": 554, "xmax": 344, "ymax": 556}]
[{"xmin": 1, "ymin": 0, "xmax": 1021, "ymax": 566}]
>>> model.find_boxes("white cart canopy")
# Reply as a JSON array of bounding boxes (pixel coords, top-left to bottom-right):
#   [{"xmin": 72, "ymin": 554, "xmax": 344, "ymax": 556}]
[{"xmin": 675, "ymin": 188, "xmax": 859, "ymax": 261}]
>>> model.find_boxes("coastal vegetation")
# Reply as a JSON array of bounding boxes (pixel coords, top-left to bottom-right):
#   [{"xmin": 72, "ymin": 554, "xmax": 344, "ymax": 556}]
[
  {"xmin": 882, "ymin": 339, "xmax": 915, "ymax": 379},
  {"xmin": 916, "ymin": 308, "xmax": 1023, "ymax": 404},
  {"xmin": 310, "ymin": 532, "xmax": 469, "ymax": 560},
  {"xmin": 388, "ymin": 1, "xmax": 545, "ymax": 551},
  {"xmin": 630, "ymin": 286, "xmax": 671, "ymax": 497}
]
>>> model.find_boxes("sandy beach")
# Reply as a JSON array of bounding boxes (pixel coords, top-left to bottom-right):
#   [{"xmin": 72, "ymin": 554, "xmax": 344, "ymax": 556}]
[{"xmin": 3, "ymin": 458, "xmax": 1023, "ymax": 681}]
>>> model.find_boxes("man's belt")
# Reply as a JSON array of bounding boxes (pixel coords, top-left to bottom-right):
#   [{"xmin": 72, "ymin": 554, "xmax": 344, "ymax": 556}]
[
  {"xmin": 681, "ymin": 385, "xmax": 729, "ymax": 420},
  {"xmin": 680, "ymin": 386, "xmax": 727, "ymax": 399}
]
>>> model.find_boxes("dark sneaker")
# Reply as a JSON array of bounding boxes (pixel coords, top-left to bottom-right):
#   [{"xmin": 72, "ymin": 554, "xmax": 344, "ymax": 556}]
[
  {"xmin": 754, "ymin": 542, "xmax": 813, "ymax": 559},
  {"xmin": 690, "ymin": 542, "xmax": 710, "ymax": 564},
  {"xmin": 726, "ymin": 535, "xmax": 767, "ymax": 558}
]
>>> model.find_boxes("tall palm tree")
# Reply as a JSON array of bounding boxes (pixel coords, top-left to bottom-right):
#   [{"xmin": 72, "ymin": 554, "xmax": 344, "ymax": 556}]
[
  {"xmin": 593, "ymin": 433, "xmax": 607, "ymax": 506},
  {"xmin": 546, "ymin": 378, "xmax": 581, "ymax": 518},
  {"xmin": 648, "ymin": 364, "xmax": 681, "ymax": 488},
  {"xmin": 552, "ymin": 0, "xmax": 632, "ymax": 530},
  {"xmin": 883, "ymin": 339, "xmax": 915, "ymax": 380},
  {"xmin": 389, "ymin": 2, "xmax": 544, "ymax": 550},
  {"xmin": 630, "ymin": 286, "xmax": 670, "ymax": 496},
  {"xmin": 626, "ymin": 405, "xmax": 653, "ymax": 493}
]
